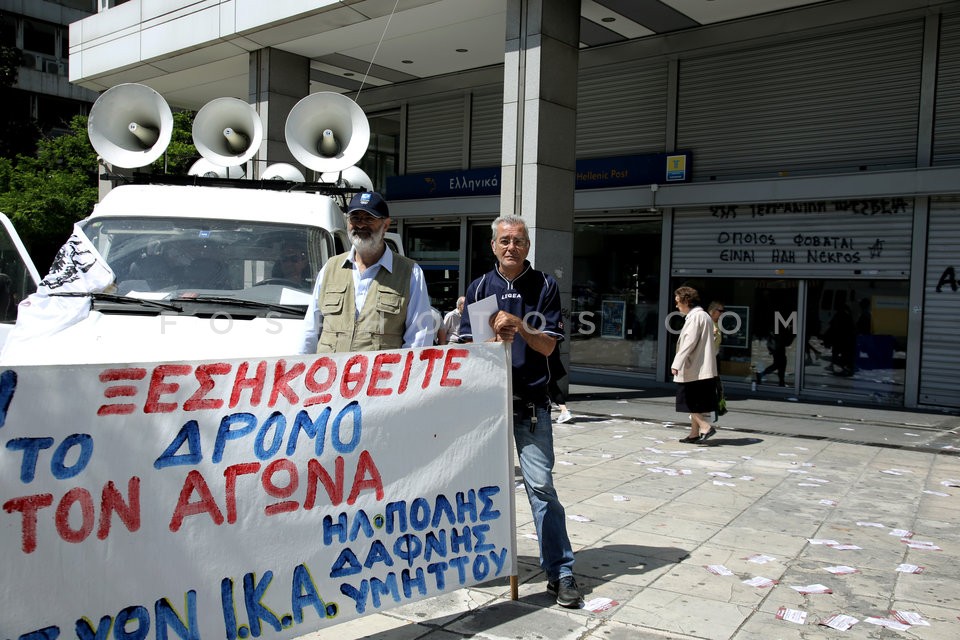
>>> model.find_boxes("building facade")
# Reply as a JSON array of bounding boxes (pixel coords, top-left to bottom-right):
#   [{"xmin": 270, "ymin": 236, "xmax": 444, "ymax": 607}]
[
  {"xmin": 0, "ymin": 0, "xmax": 99, "ymax": 141},
  {"xmin": 67, "ymin": 0, "xmax": 960, "ymax": 410}
]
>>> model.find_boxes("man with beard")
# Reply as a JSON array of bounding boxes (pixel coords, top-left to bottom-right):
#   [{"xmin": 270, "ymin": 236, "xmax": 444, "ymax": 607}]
[{"xmin": 300, "ymin": 191, "xmax": 433, "ymax": 353}]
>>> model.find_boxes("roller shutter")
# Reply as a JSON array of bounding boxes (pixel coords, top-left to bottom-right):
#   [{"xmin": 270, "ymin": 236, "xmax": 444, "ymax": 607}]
[
  {"xmin": 677, "ymin": 20, "xmax": 923, "ymax": 180},
  {"xmin": 470, "ymin": 89, "xmax": 503, "ymax": 169},
  {"xmin": 919, "ymin": 197, "xmax": 960, "ymax": 407},
  {"xmin": 406, "ymin": 95, "xmax": 465, "ymax": 173},
  {"xmin": 576, "ymin": 58, "xmax": 668, "ymax": 158},
  {"xmin": 672, "ymin": 199, "xmax": 913, "ymax": 279},
  {"xmin": 932, "ymin": 11, "xmax": 960, "ymax": 164}
]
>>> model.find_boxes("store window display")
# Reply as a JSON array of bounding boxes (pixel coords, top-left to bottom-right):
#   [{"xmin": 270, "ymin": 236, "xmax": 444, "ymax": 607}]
[
  {"xmin": 571, "ymin": 219, "xmax": 662, "ymax": 372},
  {"xmin": 669, "ymin": 278, "xmax": 798, "ymax": 389},
  {"xmin": 803, "ymin": 280, "xmax": 908, "ymax": 404},
  {"xmin": 669, "ymin": 277, "xmax": 908, "ymax": 405}
]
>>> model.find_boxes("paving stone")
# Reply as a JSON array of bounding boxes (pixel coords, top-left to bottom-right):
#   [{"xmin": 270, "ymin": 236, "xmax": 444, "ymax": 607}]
[{"xmin": 293, "ymin": 387, "xmax": 960, "ymax": 640}]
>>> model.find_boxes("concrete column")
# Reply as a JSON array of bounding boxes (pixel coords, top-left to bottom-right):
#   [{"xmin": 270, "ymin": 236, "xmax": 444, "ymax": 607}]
[
  {"xmin": 249, "ymin": 48, "xmax": 310, "ymax": 178},
  {"xmin": 501, "ymin": 0, "xmax": 579, "ymax": 365}
]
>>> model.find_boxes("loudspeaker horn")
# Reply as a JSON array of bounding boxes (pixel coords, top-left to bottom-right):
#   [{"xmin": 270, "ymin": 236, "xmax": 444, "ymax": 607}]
[
  {"xmin": 88, "ymin": 83, "xmax": 173, "ymax": 168},
  {"xmin": 285, "ymin": 92, "xmax": 370, "ymax": 173},
  {"xmin": 320, "ymin": 165, "xmax": 374, "ymax": 191},
  {"xmin": 192, "ymin": 97, "xmax": 263, "ymax": 167},
  {"xmin": 188, "ymin": 158, "xmax": 245, "ymax": 179},
  {"xmin": 262, "ymin": 163, "xmax": 306, "ymax": 182}
]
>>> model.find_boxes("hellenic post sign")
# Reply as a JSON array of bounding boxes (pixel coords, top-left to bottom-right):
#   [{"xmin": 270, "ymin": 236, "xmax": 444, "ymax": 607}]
[{"xmin": 1, "ymin": 344, "xmax": 515, "ymax": 640}]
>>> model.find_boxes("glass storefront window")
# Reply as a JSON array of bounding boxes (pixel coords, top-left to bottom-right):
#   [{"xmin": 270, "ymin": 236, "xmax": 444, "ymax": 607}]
[
  {"xmin": 670, "ymin": 278, "xmax": 799, "ymax": 388},
  {"xmin": 360, "ymin": 111, "xmax": 399, "ymax": 193},
  {"xmin": 467, "ymin": 221, "xmax": 496, "ymax": 285},
  {"xmin": 803, "ymin": 279, "xmax": 908, "ymax": 404},
  {"xmin": 405, "ymin": 224, "xmax": 460, "ymax": 314},
  {"xmin": 571, "ymin": 219, "xmax": 662, "ymax": 372},
  {"xmin": 666, "ymin": 277, "xmax": 908, "ymax": 405}
]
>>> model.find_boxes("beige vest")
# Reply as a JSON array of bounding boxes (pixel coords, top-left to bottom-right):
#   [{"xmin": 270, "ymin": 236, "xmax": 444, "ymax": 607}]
[{"xmin": 316, "ymin": 252, "xmax": 414, "ymax": 353}]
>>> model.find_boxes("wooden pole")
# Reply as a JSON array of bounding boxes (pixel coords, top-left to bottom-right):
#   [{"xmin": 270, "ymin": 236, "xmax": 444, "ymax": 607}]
[{"xmin": 510, "ymin": 574, "xmax": 519, "ymax": 600}]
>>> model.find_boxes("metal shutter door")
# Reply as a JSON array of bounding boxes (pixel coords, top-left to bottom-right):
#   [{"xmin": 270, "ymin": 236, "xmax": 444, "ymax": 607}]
[
  {"xmin": 470, "ymin": 89, "xmax": 503, "ymax": 169},
  {"xmin": 677, "ymin": 20, "xmax": 923, "ymax": 180},
  {"xmin": 576, "ymin": 58, "xmax": 669, "ymax": 158},
  {"xmin": 919, "ymin": 197, "xmax": 960, "ymax": 407},
  {"xmin": 406, "ymin": 95, "xmax": 465, "ymax": 173},
  {"xmin": 933, "ymin": 12, "xmax": 960, "ymax": 164},
  {"xmin": 672, "ymin": 200, "xmax": 913, "ymax": 278}
]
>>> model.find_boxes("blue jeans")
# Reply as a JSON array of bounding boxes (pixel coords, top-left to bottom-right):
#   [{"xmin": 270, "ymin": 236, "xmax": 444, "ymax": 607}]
[{"xmin": 513, "ymin": 402, "xmax": 575, "ymax": 581}]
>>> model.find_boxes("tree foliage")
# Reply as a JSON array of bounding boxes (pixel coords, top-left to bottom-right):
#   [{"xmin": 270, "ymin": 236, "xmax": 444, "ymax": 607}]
[
  {"xmin": 0, "ymin": 46, "xmax": 19, "ymax": 87},
  {"xmin": 0, "ymin": 115, "xmax": 98, "ymax": 269},
  {"xmin": 155, "ymin": 110, "xmax": 197, "ymax": 175}
]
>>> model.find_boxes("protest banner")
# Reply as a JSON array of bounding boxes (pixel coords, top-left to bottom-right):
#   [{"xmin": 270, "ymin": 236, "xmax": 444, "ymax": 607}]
[{"xmin": 0, "ymin": 343, "xmax": 515, "ymax": 640}]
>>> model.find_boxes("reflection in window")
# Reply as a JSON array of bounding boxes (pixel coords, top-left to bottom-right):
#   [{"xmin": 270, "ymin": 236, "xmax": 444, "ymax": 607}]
[
  {"xmin": 405, "ymin": 224, "xmax": 460, "ymax": 314},
  {"xmin": 0, "ymin": 229, "xmax": 37, "ymax": 324},
  {"xmin": 360, "ymin": 110, "xmax": 400, "ymax": 193},
  {"xmin": 571, "ymin": 219, "xmax": 662, "ymax": 372},
  {"xmin": 803, "ymin": 279, "xmax": 908, "ymax": 404},
  {"xmin": 670, "ymin": 278, "xmax": 798, "ymax": 388},
  {"xmin": 666, "ymin": 277, "xmax": 909, "ymax": 405}
]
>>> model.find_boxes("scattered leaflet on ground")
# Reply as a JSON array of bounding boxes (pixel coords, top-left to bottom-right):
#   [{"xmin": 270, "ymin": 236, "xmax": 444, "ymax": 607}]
[
  {"xmin": 864, "ymin": 617, "xmax": 910, "ymax": 631},
  {"xmin": 742, "ymin": 576, "xmax": 776, "ymax": 588},
  {"xmin": 890, "ymin": 610, "xmax": 931, "ymax": 626},
  {"xmin": 791, "ymin": 584, "xmax": 833, "ymax": 594},
  {"xmin": 819, "ymin": 614, "xmax": 859, "ymax": 630},
  {"xmin": 776, "ymin": 607, "xmax": 807, "ymax": 624},
  {"xmin": 896, "ymin": 563, "xmax": 924, "ymax": 574},
  {"xmin": 704, "ymin": 565, "xmax": 734, "ymax": 576},
  {"xmin": 824, "ymin": 565, "xmax": 859, "ymax": 575},
  {"xmin": 583, "ymin": 597, "xmax": 618, "ymax": 613}
]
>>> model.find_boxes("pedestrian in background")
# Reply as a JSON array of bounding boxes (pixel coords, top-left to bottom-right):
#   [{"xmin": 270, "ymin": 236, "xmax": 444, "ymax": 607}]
[
  {"xmin": 443, "ymin": 295, "xmax": 465, "ymax": 343},
  {"xmin": 548, "ymin": 347, "xmax": 572, "ymax": 424},
  {"xmin": 459, "ymin": 214, "xmax": 583, "ymax": 608},
  {"xmin": 429, "ymin": 305, "xmax": 447, "ymax": 345},
  {"xmin": 707, "ymin": 300, "xmax": 728, "ymax": 421},
  {"xmin": 672, "ymin": 286, "xmax": 719, "ymax": 443}
]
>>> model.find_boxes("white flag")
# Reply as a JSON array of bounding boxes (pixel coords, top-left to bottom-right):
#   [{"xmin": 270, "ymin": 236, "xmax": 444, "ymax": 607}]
[{"xmin": 0, "ymin": 224, "xmax": 114, "ymax": 362}]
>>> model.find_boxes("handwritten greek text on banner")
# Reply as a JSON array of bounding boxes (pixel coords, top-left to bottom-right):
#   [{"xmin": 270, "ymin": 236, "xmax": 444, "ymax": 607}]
[{"xmin": 0, "ymin": 343, "xmax": 515, "ymax": 640}]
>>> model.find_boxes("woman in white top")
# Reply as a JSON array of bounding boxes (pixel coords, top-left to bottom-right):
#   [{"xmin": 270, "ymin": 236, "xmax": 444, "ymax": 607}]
[{"xmin": 670, "ymin": 286, "xmax": 719, "ymax": 443}]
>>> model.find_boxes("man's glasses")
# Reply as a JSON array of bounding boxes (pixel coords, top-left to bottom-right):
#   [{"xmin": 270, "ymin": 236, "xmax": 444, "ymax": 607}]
[
  {"xmin": 348, "ymin": 213, "xmax": 379, "ymax": 225},
  {"xmin": 496, "ymin": 237, "xmax": 529, "ymax": 248},
  {"xmin": 282, "ymin": 254, "xmax": 305, "ymax": 263}
]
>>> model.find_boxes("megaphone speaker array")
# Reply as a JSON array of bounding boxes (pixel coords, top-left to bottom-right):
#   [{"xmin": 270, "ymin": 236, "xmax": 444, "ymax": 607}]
[
  {"xmin": 262, "ymin": 163, "xmax": 306, "ymax": 182},
  {"xmin": 88, "ymin": 83, "xmax": 174, "ymax": 169},
  {"xmin": 188, "ymin": 159, "xmax": 245, "ymax": 179},
  {"xmin": 285, "ymin": 92, "xmax": 370, "ymax": 173},
  {"xmin": 192, "ymin": 97, "xmax": 264, "ymax": 167},
  {"xmin": 320, "ymin": 165, "xmax": 374, "ymax": 191}
]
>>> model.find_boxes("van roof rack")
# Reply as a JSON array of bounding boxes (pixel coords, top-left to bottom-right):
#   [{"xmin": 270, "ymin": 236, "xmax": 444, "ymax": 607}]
[{"xmin": 99, "ymin": 171, "xmax": 366, "ymax": 199}]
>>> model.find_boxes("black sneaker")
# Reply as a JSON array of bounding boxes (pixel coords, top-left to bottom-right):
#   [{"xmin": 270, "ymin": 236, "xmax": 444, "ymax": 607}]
[{"xmin": 547, "ymin": 576, "xmax": 583, "ymax": 608}]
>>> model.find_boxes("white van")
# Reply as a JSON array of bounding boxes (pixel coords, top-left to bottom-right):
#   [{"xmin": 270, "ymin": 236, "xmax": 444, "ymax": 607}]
[
  {"xmin": 0, "ymin": 180, "xmax": 406, "ymax": 365},
  {"xmin": 0, "ymin": 85, "xmax": 404, "ymax": 365}
]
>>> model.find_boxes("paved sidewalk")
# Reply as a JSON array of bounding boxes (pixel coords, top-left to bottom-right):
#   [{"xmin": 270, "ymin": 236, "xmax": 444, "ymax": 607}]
[{"xmin": 303, "ymin": 388, "xmax": 960, "ymax": 640}]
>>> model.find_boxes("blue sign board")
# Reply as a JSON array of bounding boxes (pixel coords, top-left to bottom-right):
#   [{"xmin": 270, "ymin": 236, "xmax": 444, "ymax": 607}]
[
  {"xmin": 386, "ymin": 151, "xmax": 692, "ymax": 200},
  {"xmin": 386, "ymin": 168, "xmax": 501, "ymax": 200},
  {"xmin": 575, "ymin": 151, "xmax": 692, "ymax": 189}
]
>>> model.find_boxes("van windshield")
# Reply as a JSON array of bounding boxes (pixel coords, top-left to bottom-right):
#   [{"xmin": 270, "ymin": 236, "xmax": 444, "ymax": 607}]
[{"xmin": 81, "ymin": 217, "xmax": 331, "ymax": 306}]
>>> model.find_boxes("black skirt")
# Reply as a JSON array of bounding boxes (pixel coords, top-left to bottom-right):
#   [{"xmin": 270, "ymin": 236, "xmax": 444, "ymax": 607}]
[{"xmin": 676, "ymin": 377, "xmax": 717, "ymax": 413}]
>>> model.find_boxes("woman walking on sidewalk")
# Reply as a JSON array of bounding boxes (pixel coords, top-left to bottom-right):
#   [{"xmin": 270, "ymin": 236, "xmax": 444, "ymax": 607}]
[{"xmin": 671, "ymin": 286, "xmax": 719, "ymax": 443}]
